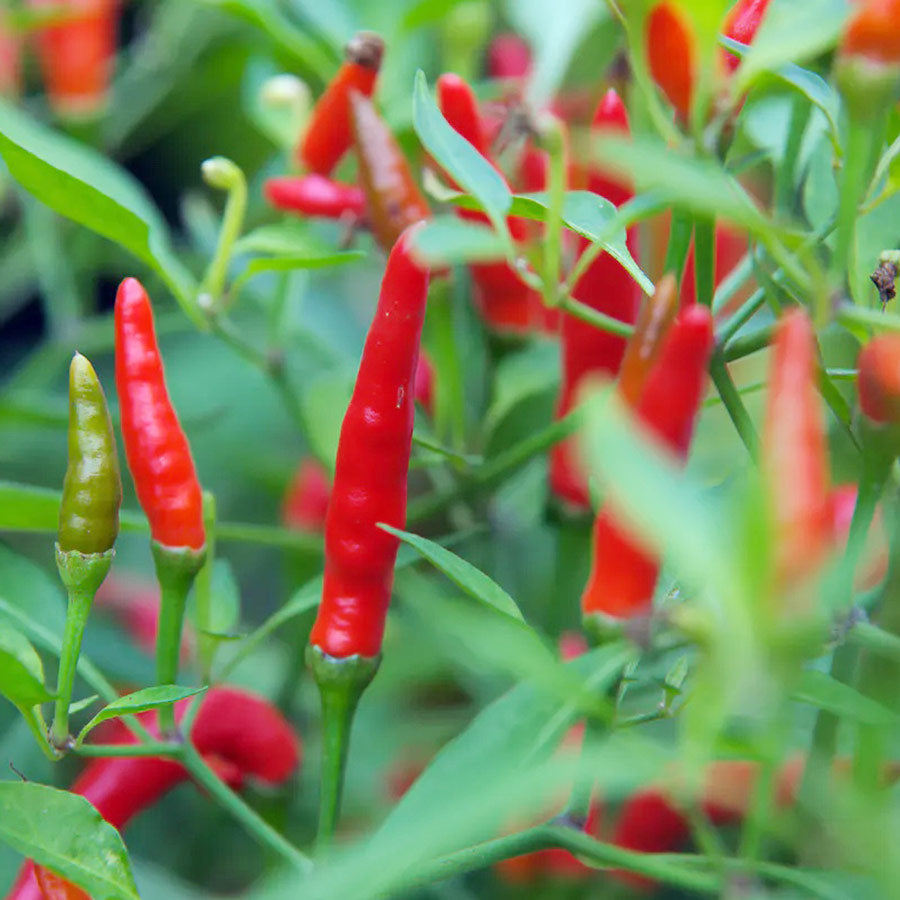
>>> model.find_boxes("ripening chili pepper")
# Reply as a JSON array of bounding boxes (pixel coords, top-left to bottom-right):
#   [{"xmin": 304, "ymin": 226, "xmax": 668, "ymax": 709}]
[
  {"xmin": 115, "ymin": 278, "xmax": 205, "ymax": 552},
  {"xmin": 7, "ymin": 687, "xmax": 300, "ymax": 900},
  {"xmin": 436, "ymin": 73, "xmax": 488, "ymax": 155},
  {"xmin": 297, "ymin": 31, "xmax": 384, "ymax": 175},
  {"xmin": 487, "ymin": 32, "xmax": 532, "ymax": 81},
  {"xmin": 618, "ymin": 273, "xmax": 679, "ymax": 408},
  {"xmin": 550, "ymin": 89, "xmax": 639, "ymax": 508},
  {"xmin": 350, "ymin": 91, "xmax": 431, "ymax": 252},
  {"xmin": 858, "ymin": 334, "xmax": 900, "ymax": 425},
  {"xmin": 282, "ymin": 458, "xmax": 332, "ymax": 532},
  {"xmin": 645, "ymin": 0, "xmax": 770, "ymax": 120},
  {"xmin": 30, "ymin": 0, "xmax": 119, "ymax": 119},
  {"xmin": 581, "ymin": 305, "xmax": 714, "ymax": 625},
  {"xmin": 33, "ymin": 868, "xmax": 88, "ymax": 900},
  {"xmin": 265, "ymin": 174, "xmax": 366, "ymax": 221},
  {"xmin": 761, "ymin": 308, "xmax": 831, "ymax": 593},
  {"xmin": 840, "ymin": 0, "xmax": 900, "ymax": 66},
  {"xmin": 58, "ymin": 353, "xmax": 121, "ymax": 556},
  {"xmin": 310, "ymin": 227, "xmax": 430, "ymax": 660},
  {"xmin": 0, "ymin": 15, "xmax": 21, "ymax": 98}
]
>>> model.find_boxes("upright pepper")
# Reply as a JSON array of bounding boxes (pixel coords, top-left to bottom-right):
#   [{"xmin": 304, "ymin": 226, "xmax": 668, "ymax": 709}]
[
  {"xmin": 350, "ymin": 91, "xmax": 431, "ymax": 252},
  {"xmin": 298, "ymin": 31, "xmax": 385, "ymax": 175},
  {"xmin": 761, "ymin": 309, "xmax": 831, "ymax": 595},
  {"xmin": 51, "ymin": 353, "xmax": 121, "ymax": 750},
  {"xmin": 307, "ymin": 225, "xmax": 430, "ymax": 845},
  {"xmin": 115, "ymin": 278, "xmax": 206, "ymax": 730},
  {"xmin": 581, "ymin": 305, "xmax": 714, "ymax": 628},
  {"xmin": 550, "ymin": 89, "xmax": 639, "ymax": 509},
  {"xmin": 7, "ymin": 687, "xmax": 301, "ymax": 900},
  {"xmin": 30, "ymin": 0, "xmax": 119, "ymax": 119},
  {"xmin": 265, "ymin": 174, "xmax": 366, "ymax": 222}
]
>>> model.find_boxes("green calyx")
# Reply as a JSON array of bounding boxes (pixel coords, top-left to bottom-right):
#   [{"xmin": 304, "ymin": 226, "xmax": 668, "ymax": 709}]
[
  {"xmin": 835, "ymin": 55, "xmax": 900, "ymax": 124},
  {"xmin": 58, "ymin": 353, "xmax": 122, "ymax": 555}
]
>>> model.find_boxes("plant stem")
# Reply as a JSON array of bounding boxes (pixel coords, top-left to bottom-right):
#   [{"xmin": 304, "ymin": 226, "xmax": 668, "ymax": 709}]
[
  {"xmin": 540, "ymin": 117, "xmax": 567, "ymax": 314},
  {"xmin": 775, "ymin": 95, "xmax": 811, "ymax": 219},
  {"xmin": 663, "ymin": 210, "xmax": 693, "ymax": 281},
  {"xmin": 50, "ymin": 586, "xmax": 94, "ymax": 749},
  {"xmin": 559, "ymin": 295, "xmax": 635, "ymax": 337},
  {"xmin": 723, "ymin": 323, "xmax": 773, "ymax": 361},
  {"xmin": 182, "ymin": 741, "xmax": 313, "ymax": 872},
  {"xmin": 74, "ymin": 741, "xmax": 183, "ymax": 758},
  {"xmin": 709, "ymin": 352, "xmax": 759, "ymax": 459},
  {"xmin": 717, "ymin": 286, "xmax": 768, "ymax": 345},
  {"xmin": 194, "ymin": 492, "xmax": 218, "ymax": 682}
]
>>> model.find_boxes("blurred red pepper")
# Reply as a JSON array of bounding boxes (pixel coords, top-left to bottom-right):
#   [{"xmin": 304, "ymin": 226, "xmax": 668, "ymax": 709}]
[
  {"xmin": 298, "ymin": 31, "xmax": 384, "ymax": 175},
  {"xmin": 581, "ymin": 306, "xmax": 714, "ymax": 626},
  {"xmin": 6, "ymin": 687, "xmax": 300, "ymax": 900},
  {"xmin": 414, "ymin": 352, "xmax": 435, "ymax": 416},
  {"xmin": 0, "ymin": 15, "xmax": 21, "ymax": 98},
  {"xmin": 265, "ymin": 174, "xmax": 366, "ymax": 222},
  {"xmin": 840, "ymin": 0, "xmax": 900, "ymax": 65},
  {"xmin": 282, "ymin": 458, "xmax": 332, "ymax": 532},
  {"xmin": 30, "ymin": 0, "xmax": 119, "ymax": 119},
  {"xmin": 486, "ymin": 32, "xmax": 532, "ymax": 82},
  {"xmin": 761, "ymin": 308, "xmax": 831, "ymax": 595},
  {"xmin": 550, "ymin": 89, "xmax": 639, "ymax": 508},
  {"xmin": 830, "ymin": 484, "xmax": 889, "ymax": 591},
  {"xmin": 33, "ymin": 869, "xmax": 88, "ymax": 900},
  {"xmin": 858, "ymin": 334, "xmax": 900, "ymax": 425}
]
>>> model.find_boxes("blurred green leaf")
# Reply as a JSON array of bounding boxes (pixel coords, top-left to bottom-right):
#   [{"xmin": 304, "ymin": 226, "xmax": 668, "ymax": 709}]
[
  {"xmin": 0, "ymin": 625, "xmax": 53, "ymax": 708},
  {"xmin": 0, "ymin": 782, "xmax": 140, "ymax": 900},
  {"xmin": 0, "ymin": 101, "xmax": 199, "ymax": 324},
  {"xmin": 301, "ymin": 371, "xmax": 354, "ymax": 468},
  {"xmin": 381, "ymin": 525, "xmax": 525, "ymax": 622},
  {"xmin": 234, "ymin": 222, "xmax": 342, "ymax": 256},
  {"xmin": 76, "ymin": 685, "xmax": 207, "ymax": 746},
  {"xmin": 0, "ymin": 480, "xmax": 60, "ymax": 532},
  {"xmin": 411, "ymin": 215, "xmax": 507, "ymax": 266},
  {"xmin": 412, "ymin": 70, "xmax": 512, "ymax": 234},
  {"xmin": 232, "ymin": 251, "xmax": 365, "ymax": 293},
  {"xmin": 793, "ymin": 668, "xmax": 897, "ymax": 725},
  {"xmin": 190, "ymin": 559, "xmax": 241, "ymax": 638}
]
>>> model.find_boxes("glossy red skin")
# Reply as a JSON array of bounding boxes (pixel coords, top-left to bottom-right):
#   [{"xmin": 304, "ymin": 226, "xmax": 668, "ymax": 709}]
[
  {"xmin": 858, "ymin": 334, "xmax": 900, "ymax": 424},
  {"xmin": 436, "ymin": 73, "xmax": 488, "ymax": 155},
  {"xmin": 298, "ymin": 41, "xmax": 382, "ymax": 175},
  {"xmin": 763, "ymin": 309, "xmax": 831, "ymax": 592},
  {"xmin": 551, "ymin": 90, "xmax": 639, "ymax": 509},
  {"xmin": 350, "ymin": 92, "xmax": 431, "ymax": 252},
  {"xmin": 6, "ymin": 687, "xmax": 300, "ymax": 900},
  {"xmin": 0, "ymin": 17, "xmax": 21, "ymax": 98},
  {"xmin": 486, "ymin": 33, "xmax": 532, "ymax": 80},
  {"xmin": 841, "ymin": 0, "xmax": 900, "ymax": 64},
  {"xmin": 282, "ymin": 458, "xmax": 332, "ymax": 532},
  {"xmin": 309, "ymin": 228, "xmax": 430, "ymax": 658},
  {"xmin": 582, "ymin": 306, "xmax": 714, "ymax": 619},
  {"xmin": 30, "ymin": 0, "xmax": 118, "ymax": 117},
  {"xmin": 33, "ymin": 869, "xmax": 89, "ymax": 900},
  {"xmin": 115, "ymin": 278, "xmax": 205, "ymax": 550},
  {"xmin": 723, "ymin": 0, "xmax": 772, "ymax": 72},
  {"xmin": 265, "ymin": 175, "xmax": 366, "ymax": 220}
]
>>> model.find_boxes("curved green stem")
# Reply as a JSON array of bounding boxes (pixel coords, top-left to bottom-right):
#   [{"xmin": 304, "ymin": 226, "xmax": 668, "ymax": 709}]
[
  {"xmin": 693, "ymin": 217, "xmax": 715, "ymax": 307},
  {"xmin": 194, "ymin": 492, "xmax": 218, "ymax": 682},
  {"xmin": 540, "ymin": 117, "xmax": 567, "ymax": 313},
  {"xmin": 709, "ymin": 352, "xmax": 759, "ymax": 459}
]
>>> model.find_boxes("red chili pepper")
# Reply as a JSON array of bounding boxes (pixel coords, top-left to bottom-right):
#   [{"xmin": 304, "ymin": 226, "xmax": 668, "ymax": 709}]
[
  {"xmin": 645, "ymin": 0, "xmax": 770, "ymax": 119},
  {"xmin": 115, "ymin": 278, "xmax": 205, "ymax": 551},
  {"xmin": 581, "ymin": 305, "xmax": 714, "ymax": 624},
  {"xmin": 265, "ymin": 174, "xmax": 366, "ymax": 221},
  {"xmin": 857, "ymin": 334, "xmax": 900, "ymax": 424},
  {"xmin": 0, "ymin": 15, "xmax": 21, "ymax": 98},
  {"xmin": 840, "ymin": 0, "xmax": 900, "ymax": 65},
  {"xmin": 29, "ymin": 0, "xmax": 119, "ymax": 118},
  {"xmin": 282, "ymin": 458, "xmax": 332, "ymax": 532},
  {"xmin": 762, "ymin": 308, "xmax": 831, "ymax": 592},
  {"xmin": 309, "ymin": 226, "xmax": 430, "ymax": 659},
  {"xmin": 5, "ymin": 687, "xmax": 300, "ymax": 900},
  {"xmin": 436, "ymin": 73, "xmax": 489, "ymax": 155},
  {"xmin": 486, "ymin": 32, "xmax": 532, "ymax": 81},
  {"xmin": 679, "ymin": 223, "xmax": 748, "ymax": 308},
  {"xmin": 350, "ymin": 91, "xmax": 431, "ymax": 253},
  {"xmin": 414, "ymin": 351, "xmax": 435, "ymax": 416},
  {"xmin": 33, "ymin": 869, "xmax": 88, "ymax": 900},
  {"xmin": 297, "ymin": 31, "xmax": 385, "ymax": 175},
  {"xmin": 550, "ymin": 89, "xmax": 639, "ymax": 508}
]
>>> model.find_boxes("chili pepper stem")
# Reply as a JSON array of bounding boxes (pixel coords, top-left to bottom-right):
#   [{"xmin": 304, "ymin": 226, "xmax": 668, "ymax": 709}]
[
  {"xmin": 50, "ymin": 546, "xmax": 114, "ymax": 750},
  {"xmin": 307, "ymin": 645, "xmax": 379, "ymax": 851},
  {"xmin": 152, "ymin": 541, "xmax": 206, "ymax": 734},
  {"xmin": 193, "ymin": 491, "xmax": 218, "ymax": 682},
  {"xmin": 540, "ymin": 116, "xmax": 566, "ymax": 314}
]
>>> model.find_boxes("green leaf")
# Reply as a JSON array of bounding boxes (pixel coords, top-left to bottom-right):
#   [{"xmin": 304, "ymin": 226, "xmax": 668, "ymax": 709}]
[
  {"xmin": 380, "ymin": 525, "xmax": 524, "ymax": 622},
  {"xmin": 410, "ymin": 215, "xmax": 508, "ymax": 266},
  {"xmin": 0, "ymin": 101, "xmax": 199, "ymax": 325},
  {"xmin": 0, "ymin": 480, "xmax": 59, "ymax": 531},
  {"xmin": 232, "ymin": 251, "xmax": 365, "ymax": 294},
  {"xmin": 190, "ymin": 558, "xmax": 241, "ymax": 638},
  {"xmin": 517, "ymin": 191, "xmax": 654, "ymax": 295},
  {"xmin": 0, "ymin": 781, "xmax": 140, "ymax": 900},
  {"xmin": 234, "ymin": 222, "xmax": 344, "ymax": 256},
  {"xmin": 76, "ymin": 685, "xmax": 207, "ymax": 746},
  {"xmin": 301, "ymin": 371, "xmax": 354, "ymax": 468},
  {"xmin": 412, "ymin": 70, "xmax": 512, "ymax": 234},
  {"xmin": 793, "ymin": 668, "xmax": 897, "ymax": 726},
  {"xmin": 0, "ymin": 625, "xmax": 53, "ymax": 708}
]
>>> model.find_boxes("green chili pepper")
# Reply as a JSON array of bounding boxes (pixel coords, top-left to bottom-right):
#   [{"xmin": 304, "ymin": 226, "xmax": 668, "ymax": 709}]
[{"xmin": 58, "ymin": 352, "xmax": 122, "ymax": 555}]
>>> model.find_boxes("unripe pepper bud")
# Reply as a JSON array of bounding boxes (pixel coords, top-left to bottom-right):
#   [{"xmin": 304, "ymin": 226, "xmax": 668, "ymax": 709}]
[{"xmin": 58, "ymin": 353, "xmax": 122, "ymax": 555}]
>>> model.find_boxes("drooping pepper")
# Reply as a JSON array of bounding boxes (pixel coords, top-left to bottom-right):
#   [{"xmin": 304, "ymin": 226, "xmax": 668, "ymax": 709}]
[
  {"xmin": 6, "ymin": 687, "xmax": 301, "ymax": 900},
  {"xmin": 264, "ymin": 174, "xmax": 366, "ymax": 222},
  {"xmin": 550, "ymin": 89, "xmax": 640, "ymax": 509},
  {"xmin": 115, "ymin": 278, "xmax": 206, "ymax": 728},
  {"xmin": 51, "ymin": 353, "xmax": 121, "ymax": 750},
  {"xmin": 761, "ymin": 308, "xmax": 831, "ymax": 595},
  {"xmin": 350, "ymin": 91, "xmax": 431, "ymax": 252},
  {"xmin": 307, "ymin": 225, "xmax": 430, "ymax": 844},
  {"xmin": 29, "ymin": 0, "xmax": 119, "ymax": 119},
  {"xmin": 436, "ymin": 72, "xmax": 547, "ymax": 334},
  {"xmin": 581, "ymin": 305, "xmax": 714, "ymax": 627},
  {"xmin": 298, "ymin": 31, "xmax": 385, "ymax": 175}
]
